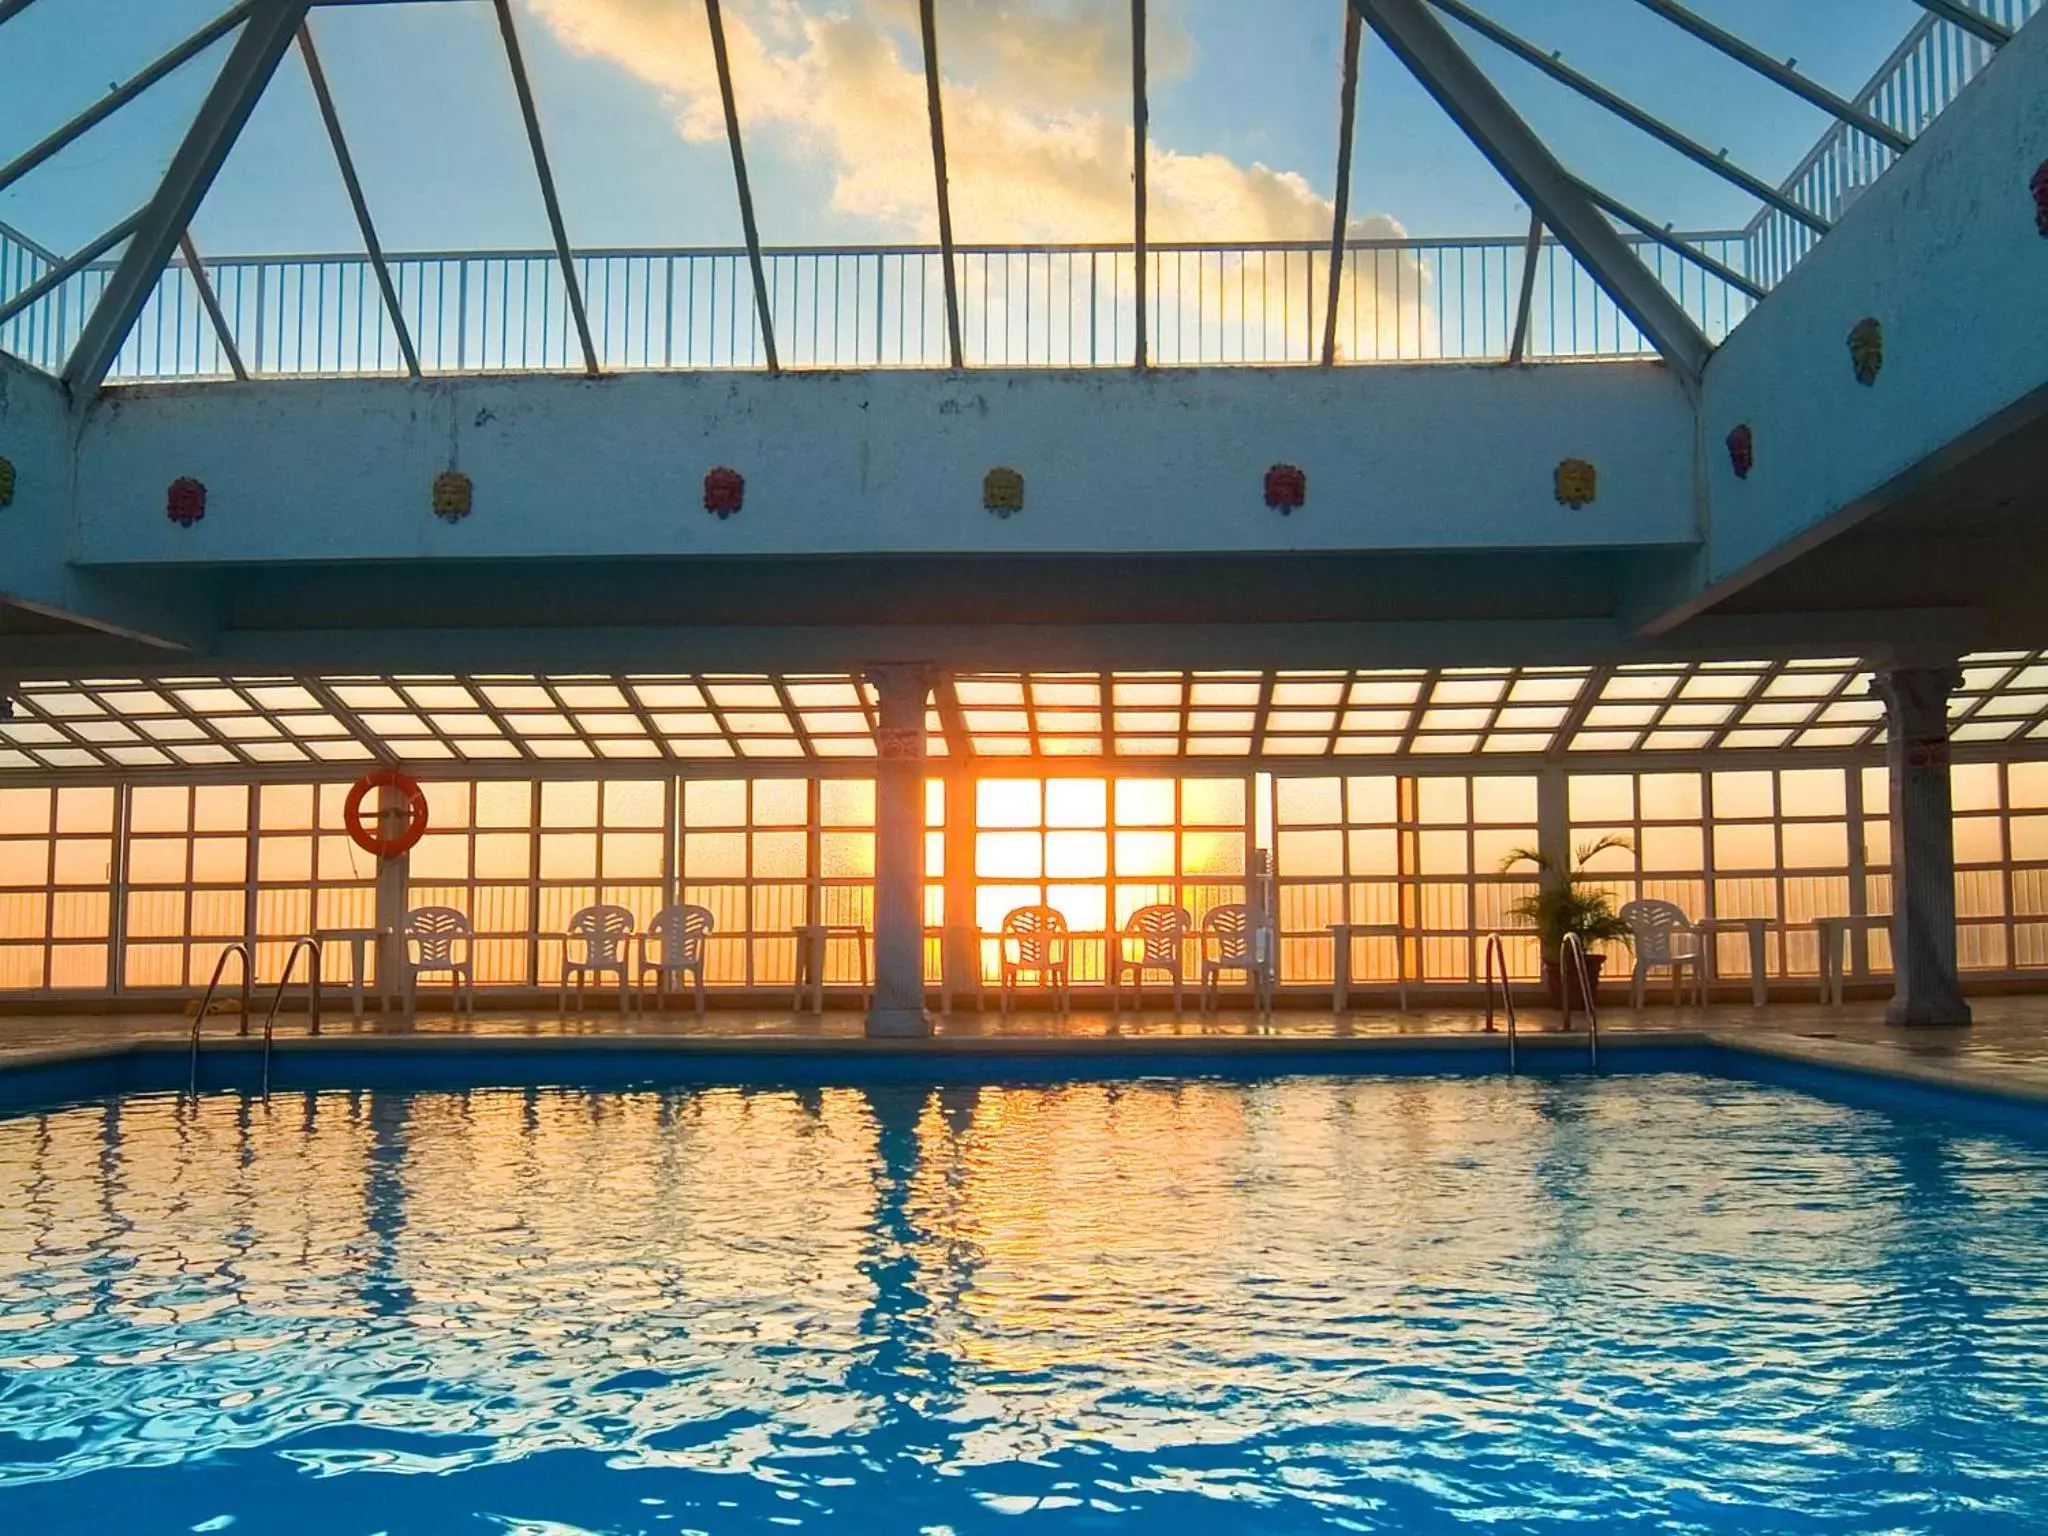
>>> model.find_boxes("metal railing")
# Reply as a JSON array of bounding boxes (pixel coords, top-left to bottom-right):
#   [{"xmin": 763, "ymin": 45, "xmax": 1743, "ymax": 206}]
[
  {"xmin": 1482, "ymin": 932, "xmax": 1520, "ymax": 1074},
  {"xmin": 1558, "ymin": 932, "xmax": 1601, "ymax": 1071},
  {"xmin": 3, "ymin": 232, "xmax": 1755, "ymax": 382},
  {"xmin": 6, "ymin": 9, "xmax": 2034, "ymax": 385},
  {"xmin": 258, "ymin": 937, "xmax": 323, "ymax": 1099},
  {"xmin": 186, "ymin": 941, "xmax": 253, "ymax": 1096},
  {"xmin": 1743, "ymin": 0, "xmax": 2042, "ymax": 290}
]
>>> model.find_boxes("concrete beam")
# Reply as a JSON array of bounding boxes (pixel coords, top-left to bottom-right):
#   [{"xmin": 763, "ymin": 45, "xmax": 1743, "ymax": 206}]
[
  {"xmin": 72, "ymin": 364, "xmax": 1698, "ymax": 565},
  {"xmin": 1648, "ymin": 13, "xmax": 2048, "ymax": 633}
]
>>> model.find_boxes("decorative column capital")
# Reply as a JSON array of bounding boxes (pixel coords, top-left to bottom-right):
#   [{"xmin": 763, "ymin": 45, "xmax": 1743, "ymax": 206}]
[
  {"xmin": 863, "ymin": 663, "xmax": 938, "ymax": 734},
  {"xmin": 1870, "ymin": 665, "xmax": 1962, "ymax": 742}
]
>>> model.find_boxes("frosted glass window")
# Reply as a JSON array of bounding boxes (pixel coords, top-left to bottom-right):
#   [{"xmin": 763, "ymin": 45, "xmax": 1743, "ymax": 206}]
[
  {"xmin": 1416, "ymin": 778, "xmax": 1467, "ymax": 825},
  {"xmin": 1780, "ymin": 770, "xmax": 1846, "ymax": 819},
  {"xmin": 1471, "ymin": 778, "xmax": 1537, "ymax": 825},
  {"xmin": 1277, "ymin": 778, "xmax": 1342, "ymax": 826},
  {"xmin": 685, "ymin": 781, "xmax": 747, "ymax": 828},
  {"xmin": 1182, "ymin": 779, "xmax": 1245, "ymax": 826},
  {"xmin": 823, "ymin": 780, "xmax": 876, "ymax": 827},
  {"xmin": 1045, "ymin": 780, "xmax": 1108, "ymax": 829},
  {"xmin": 1713, "ymin": 772, "xmax": 1775, "ymax": 820},
  {"xmin": 1278, "ymin": 830, "xmax": 1342, "ymax": 877},
  {"xmin": 1115, "ymin": 831, "xmax": 1176, "ymax": 877}
]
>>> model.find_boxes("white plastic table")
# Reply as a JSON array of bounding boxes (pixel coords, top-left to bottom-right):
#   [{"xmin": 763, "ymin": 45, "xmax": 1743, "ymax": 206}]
[
  {"xmin": 792, "ymin": 924, "xmax": 871, "ymax": 1013},
  {"xmin": 1328, "ymin": 923, "xmax": 1407, "ymax": 1012},
  {"xmin": 313, "ymin": 926, "xmax": 394, "ymax": 1019},
  {"xmin": 1698, "ymin": 918, "xmax": 1774, "ymax": 1007},
  {"xmin": 1813, "ymin": 915, "xmax": 1889, "ymax": 1007}
]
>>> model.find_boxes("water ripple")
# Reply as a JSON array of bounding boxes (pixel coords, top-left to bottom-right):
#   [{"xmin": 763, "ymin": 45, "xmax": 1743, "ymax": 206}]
[{"xmin": 0, "ymin": 1074, "xmax": 2043, "ymax": 1532}]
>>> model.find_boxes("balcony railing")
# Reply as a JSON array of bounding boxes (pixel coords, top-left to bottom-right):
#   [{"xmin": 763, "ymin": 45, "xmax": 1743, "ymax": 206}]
[
  {"xmin": 2, "ymin": 232, "xmax": 1753, "ymax": 383},
  {"xmin": 1742, "ymin": 0, "xmax": 2041, "ymax": 290}
]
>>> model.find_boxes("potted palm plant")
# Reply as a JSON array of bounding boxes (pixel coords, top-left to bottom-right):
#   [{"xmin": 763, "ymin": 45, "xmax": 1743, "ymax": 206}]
[{"xmin": 1501, "ymin": 837, "xmax": 1635, "ymax": 1010}]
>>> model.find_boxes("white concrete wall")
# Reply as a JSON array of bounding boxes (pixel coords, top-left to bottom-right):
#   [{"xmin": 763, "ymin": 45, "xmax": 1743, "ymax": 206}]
[
  {"xmin": 72, "ymin": 362, "xmax": 1698, "ymax": 566},
  {"xmin": 1699, "ymin": 14, "xmax": 2048, "ymax": 589},
  {"xmin": 0, "ymin": 353, "xmax": 72, "ymax": 613}
]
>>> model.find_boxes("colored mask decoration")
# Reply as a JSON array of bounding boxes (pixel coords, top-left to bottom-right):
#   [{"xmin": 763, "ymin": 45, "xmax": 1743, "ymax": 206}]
[
  {"xmin": 703, "ymin": 466, "xmax": 745, "ymax": 519},
  {"xmin": 982, "ymin": 466, "xmax": 1025, "ymax": 518},
  {"xmin": 1848, "ymin": 317, "xmax": 1884, "ymax": 386},
  {"xmin": 1727, "ymin": 424, "xmax": 1755, "ymax": 480},
  {"xmin": 1554, "ymin": 458, "xmax": 1598, "ymax": 509},
  {"xmin": 1264, "ymin": 463, "xmax": 1308, "ymax": 515},
  {"xmin": 166, "ymin": 476, "xmax": 207, "ymax": 528},
  {"xmin": 432, "ymin": 470, "xmax": 473, "ymax": 522}
]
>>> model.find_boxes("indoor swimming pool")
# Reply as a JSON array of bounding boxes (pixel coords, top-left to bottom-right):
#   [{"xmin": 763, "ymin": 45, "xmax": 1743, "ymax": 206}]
[{"xmin": 1, "ymin": 1069, "xmax": 2044, "ymax": 1533}]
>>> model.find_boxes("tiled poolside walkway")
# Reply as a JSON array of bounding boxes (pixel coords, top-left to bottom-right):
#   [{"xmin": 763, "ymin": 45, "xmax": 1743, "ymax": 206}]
[{"xmin": 5, "ymin": 993, "xmax": 2048, "ymax": 1104}]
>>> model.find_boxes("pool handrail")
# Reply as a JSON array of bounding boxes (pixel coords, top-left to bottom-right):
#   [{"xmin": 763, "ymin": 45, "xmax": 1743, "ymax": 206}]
[
  {"xmin": 259, "ymin": 937, "xmax": 324, "ymax": 1099},
  {"xmin": 186, "ymin": 942, "xmax": 254, "ymax": 1096},
  {"xmin": 1558, "ymin": 932, "xmax": 1601, "ymax": 1070},
  {"xmin": 1482, "ymin": 933, "xmax": 1519, "ymax": 1074}
]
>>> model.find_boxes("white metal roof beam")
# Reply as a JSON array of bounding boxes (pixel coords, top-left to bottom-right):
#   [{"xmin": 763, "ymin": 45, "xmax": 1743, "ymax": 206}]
[
  {"xmin": 297, "ymin": 20, "xmax": 421, "ymax": 379},
  {"xmin": 0, "ymin": 0, "xmax": 43, "ymax": 25},
  {"xmin": 1131, "ymin": 0, "xmax": 1149, "ymax": 371},
  {"xmin": 176, "ymin": 233, "xmax": 249, "ymax": 379},
  {"xmin": 703, "ymin": 0, "xmax": 780, "ymax": 373},
  {"xmin": 62, "ymin": 0, "xmax": 312, "ymax": 403},
  {"xmin": 1321, "ymin": 3, "xmax": 1364, "ymax": 368},
  {"xmin": 0, "ymin": 209, "xmax": 144, "ymax": 327},
  {"xmin": 916, "ymin": 0, "xmax": 965, "ymax": 371},
  {"xmin": 491, "ymin": 0, "xmax": 599, "ymax": 377},
  {"xmin": 1625, "ymin": 0, "xmax": 1912, "ymax": 154},
  {"xmin": 1349, "ymin": 0, "xmax": 1711, "ymax": 386},
  {"xmin": 1422, "ymin": 0, "xmax": 1830, "ymax": 237},
  {"xmin": 1914, "ymin": 1, "xmax": 2012, "ymax": 47},
  {"xmin": 0, "ymin": 2, "xmax": 257, "ymax": 197}
]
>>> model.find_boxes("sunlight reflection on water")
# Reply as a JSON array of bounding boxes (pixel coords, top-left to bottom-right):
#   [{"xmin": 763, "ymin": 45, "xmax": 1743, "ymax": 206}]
[{"xmin": 1, "ymin": 1073, "xmax": 2045, "ymax": 1533}]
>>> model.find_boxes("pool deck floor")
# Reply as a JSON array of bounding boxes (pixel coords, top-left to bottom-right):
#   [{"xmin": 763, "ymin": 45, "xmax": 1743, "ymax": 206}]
[{"xmin": 5, "ymin": 992, "xmax": 2048, "ymax": 1105}]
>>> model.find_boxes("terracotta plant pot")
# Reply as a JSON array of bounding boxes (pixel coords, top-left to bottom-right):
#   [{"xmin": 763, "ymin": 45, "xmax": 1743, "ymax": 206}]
[{"xmin": 1542, "ymin": 952, "xmax": 1607, "ymax": 1011}]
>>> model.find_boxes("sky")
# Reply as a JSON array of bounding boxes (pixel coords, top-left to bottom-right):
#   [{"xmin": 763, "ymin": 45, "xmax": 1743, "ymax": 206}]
[{"xmin": 0, "ymin": 0, "xmax": 1944, "ymax": 263}]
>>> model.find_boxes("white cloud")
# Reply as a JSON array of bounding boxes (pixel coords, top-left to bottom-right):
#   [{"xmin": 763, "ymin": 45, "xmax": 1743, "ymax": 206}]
[{"xmin": 523, "ymin": 0, "xmax": 1428, "ymax": 357}]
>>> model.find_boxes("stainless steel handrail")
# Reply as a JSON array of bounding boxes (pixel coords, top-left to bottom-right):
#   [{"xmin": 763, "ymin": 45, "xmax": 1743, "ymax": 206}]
[
  {"xmin": 1558, "ymin": 932, "xmax": 1601, "ymax": 1070},
  {"xmin": 259, "ymin": 938, "xmax": 323, "ymax": 1099},
  {"xmin": 1482, "ymin": 933, "xmax": 1519, "ymax": 1074},
  {"xmin": 186, "ymin": 942, "xmax": 254, "ymax": 1096}
]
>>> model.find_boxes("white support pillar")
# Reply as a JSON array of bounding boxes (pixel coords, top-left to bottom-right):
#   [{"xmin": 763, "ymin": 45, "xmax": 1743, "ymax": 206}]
[
  {"xmin": 1873, "ymin": 666, "xmax": 1972, "ymax": 1027},
  {"xmin": 867, "ymin": 664, "xmax": 936, "ymax": 1038},
  {"xmin": 373, "ymin": 784, "xmax": 411, "ymax": 1021}
]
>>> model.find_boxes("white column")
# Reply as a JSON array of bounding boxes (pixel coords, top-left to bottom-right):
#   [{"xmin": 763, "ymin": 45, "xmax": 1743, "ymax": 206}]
[
  {"xmin": 1873, "ymin": 667, "xmax": 1971, "ymax": 1027},
  {"xmin": 866, "ymin": 664, "xmax": 935, "ymax": 1038}
]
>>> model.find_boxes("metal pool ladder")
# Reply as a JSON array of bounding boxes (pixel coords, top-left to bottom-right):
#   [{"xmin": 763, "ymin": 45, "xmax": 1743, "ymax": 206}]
[
  {"xmin": 257, "ymin": 937, "xmax": 324, "ymax": 1099},
  {"xmin": 1558, "ymin": 932, "xmax": 1601, "ymax": 1070},
  {"xmin": 187, "ymin": 942, "xmax": 254, "ymax": 1096},
  {"xmin": 1482, "ymin": 933, "xmax": 1519, "ymax": 1073}
]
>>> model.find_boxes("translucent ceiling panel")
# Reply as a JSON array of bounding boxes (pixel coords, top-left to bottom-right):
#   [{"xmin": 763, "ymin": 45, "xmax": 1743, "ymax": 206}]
[{"xmin": 0, "ymin": 0, "xmax": 240, "ymax": 253}]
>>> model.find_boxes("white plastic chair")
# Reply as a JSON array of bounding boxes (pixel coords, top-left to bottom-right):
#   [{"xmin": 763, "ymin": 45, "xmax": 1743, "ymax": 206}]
[
  {"xmin": 640, "ymin": 904, "xmax": 714, "ymax": 1015},
  {"xmin": 1619, "ymin": 899, "xmax": 1706, "ymax": 1008},
  {"xmin": 402, "ymin": 906, "xmax": 476, "ymax": 1016},
  {"xmin": 999, "ymin": 906, "xmax": 1071, "ymax": 1015},
  {"xmin": 1111, "ymin": 904, "xmax": 1190, "ymax": 1014},
  {"xmin": 561, "ymin": 903, "xmax": 635, "ymax": 1014},
  {"xmin": 1201, "ymin": 903, "xmax": 1273, "ymax": 1014}
]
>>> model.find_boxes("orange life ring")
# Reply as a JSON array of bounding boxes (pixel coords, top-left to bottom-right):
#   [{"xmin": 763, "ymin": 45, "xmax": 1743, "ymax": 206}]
[{"xmin": 343, "ymin": 767, "xmax": 429, "ymax": 860}]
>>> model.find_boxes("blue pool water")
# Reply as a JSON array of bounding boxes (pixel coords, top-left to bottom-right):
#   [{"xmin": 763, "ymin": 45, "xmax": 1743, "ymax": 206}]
[{"xmin": 1, "ymin": 1071, "xmax": 2045, "ymax": 1534}]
